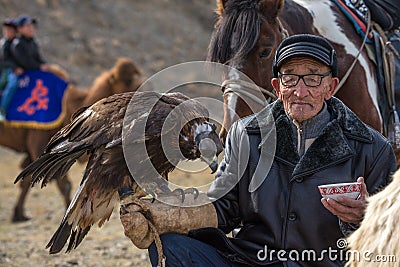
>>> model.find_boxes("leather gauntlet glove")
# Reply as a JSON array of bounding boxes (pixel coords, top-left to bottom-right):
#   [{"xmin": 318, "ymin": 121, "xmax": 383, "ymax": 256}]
[{"xmin": 119, "ymin": 193, "xmax": 218, "ymax": 266}]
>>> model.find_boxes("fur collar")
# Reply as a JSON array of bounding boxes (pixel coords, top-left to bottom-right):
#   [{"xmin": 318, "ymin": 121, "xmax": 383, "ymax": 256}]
[{"xmin": 245, "ymin": 97, "xmax": 373, "ymax": 176}]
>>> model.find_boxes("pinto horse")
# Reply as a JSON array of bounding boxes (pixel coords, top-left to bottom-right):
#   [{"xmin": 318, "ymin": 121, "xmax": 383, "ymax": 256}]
[{"xmin": 210, "ymin": 0, "xmax": 383, "ymax": 145}]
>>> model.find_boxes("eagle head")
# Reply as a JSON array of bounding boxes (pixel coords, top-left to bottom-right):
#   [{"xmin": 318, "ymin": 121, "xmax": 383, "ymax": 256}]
[{"xmin": 180, "ymin": 119, "xmax": 224, "ymax": 173}]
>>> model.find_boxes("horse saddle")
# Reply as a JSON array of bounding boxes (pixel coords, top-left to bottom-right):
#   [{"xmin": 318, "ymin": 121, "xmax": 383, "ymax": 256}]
[
  {"xmin": 364, "ymin": 0, "xmax": 400, "ymax": 31},
  {"xmin": 336, "ymin": 0, "xmax": 400, "ymax": 145},
  {"xmin": 3, "ymin": 70, "xmax": 69, "ymax": 129},
  {"xmin": 389, "ymin": 32, "xmax": 400, "ymax": 112}
]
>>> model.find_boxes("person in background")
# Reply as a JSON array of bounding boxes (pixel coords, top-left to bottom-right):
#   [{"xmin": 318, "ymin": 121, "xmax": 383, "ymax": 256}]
[
  {"xmin": 11, "ymin": 14, "xmax": 48, "ymax": 72},
  {"xmin": 0, "ymin": 18, "xmax": 23, "ymax": 121}
]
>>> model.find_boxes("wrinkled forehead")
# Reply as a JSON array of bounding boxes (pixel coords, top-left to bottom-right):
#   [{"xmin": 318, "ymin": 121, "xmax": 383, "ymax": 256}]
[{"xmin": 279, "ymin": 56, "xmax": 331, "ymax": 74}]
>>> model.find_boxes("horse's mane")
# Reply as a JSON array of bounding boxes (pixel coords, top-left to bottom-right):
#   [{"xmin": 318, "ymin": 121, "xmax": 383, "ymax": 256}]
[{"xmin": 208, "ymin": 0, "xmax": 262, "ymax": 67}]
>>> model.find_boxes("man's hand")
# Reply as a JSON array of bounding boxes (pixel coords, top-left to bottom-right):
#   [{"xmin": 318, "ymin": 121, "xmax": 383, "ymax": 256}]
[
  {"xmin": 14, "ymin": 67, "xmax": 24, "ymax": 75},
  {"xmin": 40, "ymin": 64, "xmax": 49, "ymax": 71},
  {"xmin": 321, "ymin": 177, "xmax": 369, "ymax": 225}
]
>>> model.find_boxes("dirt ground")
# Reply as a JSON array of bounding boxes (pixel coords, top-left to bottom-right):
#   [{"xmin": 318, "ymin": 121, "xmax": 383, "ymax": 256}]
[
  {"xmin": 0, "ymin": 146, "xmax": 152, "ymax": 267},
  {"xmin": 0, "ymin": 146, "xmax": 217, "ymax": 267}
]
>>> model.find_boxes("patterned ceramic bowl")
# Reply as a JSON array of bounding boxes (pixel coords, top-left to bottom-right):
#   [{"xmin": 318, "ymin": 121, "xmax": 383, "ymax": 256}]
[{"xmin": 318, "ymin": 182, "xmax": 362, "ymax": 201}]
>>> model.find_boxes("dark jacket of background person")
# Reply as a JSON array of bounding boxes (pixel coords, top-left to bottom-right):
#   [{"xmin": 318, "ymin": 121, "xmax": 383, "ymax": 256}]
[
  {"xmin": 11, "ymin": 35, "xmax": 45, "ymax": 70},
  {"xmin": 191, "ymin": 97, "xmax": 397, "ymax": 267},
  {"xmin": 0, "ymin": 37, "xmax": 18, "ymax": 71}
]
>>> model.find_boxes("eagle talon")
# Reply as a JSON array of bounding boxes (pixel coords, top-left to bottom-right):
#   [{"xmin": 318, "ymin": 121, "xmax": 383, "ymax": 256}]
[
  {"xmin": 171, "ymin": 188, "xmax": 185, "ymax": 203},
  {"xmin": 118, "ymin": 186, "xmax": 135, "ymax": 200},
  {"xmin": 184, "ymin": 188, "xmax": 199, "ymax": 200},
  {"xmin": 120, "ymin": 205, "xmax": 129, "ymax": 215},
  {"xmin": 159, "ymin": 187, "xmax": 200, "ymax": 203},
  {"xmin": 147, "ymin": 191, "xmax": 157, "ymax": 203}
]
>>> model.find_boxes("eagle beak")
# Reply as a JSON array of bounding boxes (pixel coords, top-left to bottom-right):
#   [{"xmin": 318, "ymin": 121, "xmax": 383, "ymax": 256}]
[
  {"xmin": 195, "ymin": 122, "xmax": 224, "ymax": 174},
  {"xmin": 201, "ymin": 155, "xmax": 219, "ymax": 174}
]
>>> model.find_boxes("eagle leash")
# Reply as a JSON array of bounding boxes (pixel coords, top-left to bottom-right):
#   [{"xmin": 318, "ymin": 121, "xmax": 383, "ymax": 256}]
[
  {"xmin": 119, "ymin": 195, "xmax": 166, "ymax": 267},
  {"xmin": 119, "ymin": 192, "xmax": 218, "ymax": 267}
]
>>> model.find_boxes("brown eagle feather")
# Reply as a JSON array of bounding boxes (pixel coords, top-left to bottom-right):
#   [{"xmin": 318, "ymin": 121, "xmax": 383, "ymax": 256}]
[{"xmin": 15, "ymin": 91, "xmax": 223, "ymax": 254}]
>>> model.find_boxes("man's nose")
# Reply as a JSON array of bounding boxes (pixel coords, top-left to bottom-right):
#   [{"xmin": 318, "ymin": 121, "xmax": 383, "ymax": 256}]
[{"xmin": 293, "ymin": 79, "xmax": 309, "ymax": 98}]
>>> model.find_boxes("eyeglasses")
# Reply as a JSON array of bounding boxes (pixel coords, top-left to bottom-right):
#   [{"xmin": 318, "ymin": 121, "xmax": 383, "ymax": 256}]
[{"xmin": 278, "ymin": 71, "xmax": 332, "ymax": 87}]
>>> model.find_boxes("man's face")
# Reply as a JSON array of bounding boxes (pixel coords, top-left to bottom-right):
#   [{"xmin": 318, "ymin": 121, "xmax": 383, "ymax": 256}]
[
  {"xmin": 17, "ymin": 22, "xmax": 35, "ymax": 38},
  {"xmin": 2, "ymin": 26, "xmax": 16, "ymax": 40},
  {"xmin": 271, "ymin": 57, "xmax": 339, "ymax": 122}
]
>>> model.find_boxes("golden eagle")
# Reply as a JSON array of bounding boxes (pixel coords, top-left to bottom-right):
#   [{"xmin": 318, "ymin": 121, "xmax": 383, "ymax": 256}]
[{"xmin": 15, "ymin": 91, "xmax": 223, "ymax": 254}]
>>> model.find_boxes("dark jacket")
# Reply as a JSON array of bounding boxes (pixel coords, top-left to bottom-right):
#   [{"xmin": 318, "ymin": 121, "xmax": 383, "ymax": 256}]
[
  {"xmin": 190, "ymin": 97, "xmax": 397, "ymax": 266},
  {"xmin": 11, "ymin": 35, "xmax": 45, "ymax": 70},
  {"xmin": 0, "ymin": 37, "xmax": 18, "ymax": 70}
]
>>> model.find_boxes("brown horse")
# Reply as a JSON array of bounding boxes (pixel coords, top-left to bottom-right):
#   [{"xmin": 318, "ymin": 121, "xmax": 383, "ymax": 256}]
[
  {"xmin": 209, "ymin": 0, "xmax": 383, "ymax": 145},
  {"xmin": 0, "ymin": 57, "xmax": 142, "ymax": 222}
]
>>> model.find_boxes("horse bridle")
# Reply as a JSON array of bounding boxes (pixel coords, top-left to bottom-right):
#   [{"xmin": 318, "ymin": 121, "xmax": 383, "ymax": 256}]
[
  {"xmin": 222, "ymin": 79, "xmax": 277, "ymax": 106},
  {"xmin": 221, "ymin": 18, "xmax": 287, "ymax": 106}
]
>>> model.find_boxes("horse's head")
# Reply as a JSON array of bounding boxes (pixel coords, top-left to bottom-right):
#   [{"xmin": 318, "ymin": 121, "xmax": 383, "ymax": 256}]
[
  {"xmin": 209, "ymin": 0, "xmax": 286, "ymax": 144},
  {"xmin": 110, "ymin": 57, "xmax": 143, "ymax": 94}
]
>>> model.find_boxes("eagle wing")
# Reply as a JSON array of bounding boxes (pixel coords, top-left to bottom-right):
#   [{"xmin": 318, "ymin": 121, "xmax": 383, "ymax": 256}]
[
  {"xmin": 15, "ymin": 93, "xmax": 133, "ymax": 187},
  {"xmin": 15, "ymin": 93, "xmax": 134, "ymax": 253},
  {"xmin": 14, "ymin": 91, "xmax": 218, "ymax": 254},
  {"xmin": 46, "ymin": 145, "xmax": 130, "ymax": 254}
]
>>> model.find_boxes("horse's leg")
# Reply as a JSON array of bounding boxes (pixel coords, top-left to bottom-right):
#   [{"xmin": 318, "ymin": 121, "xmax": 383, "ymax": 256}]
[
  {"xmin": 12, "ymin": 129, "xmax": 71, "ymax": 222},
  {"xmin": 12, "ymin": 130, "xmax": 46, "ymax": 222},
  {"xmin": 12, "ymin": 155, "xmax": 35, "ymax": 222},
  {"xmin": 12, "ymin": 173, "xmax": 32, "ymax": 222}
]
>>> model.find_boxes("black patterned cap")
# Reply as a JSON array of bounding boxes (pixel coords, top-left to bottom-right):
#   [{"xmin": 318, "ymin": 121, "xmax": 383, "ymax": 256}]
[{"xmin": 273, "ymin": 34, "xmax": 338, "ymax": 77}]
